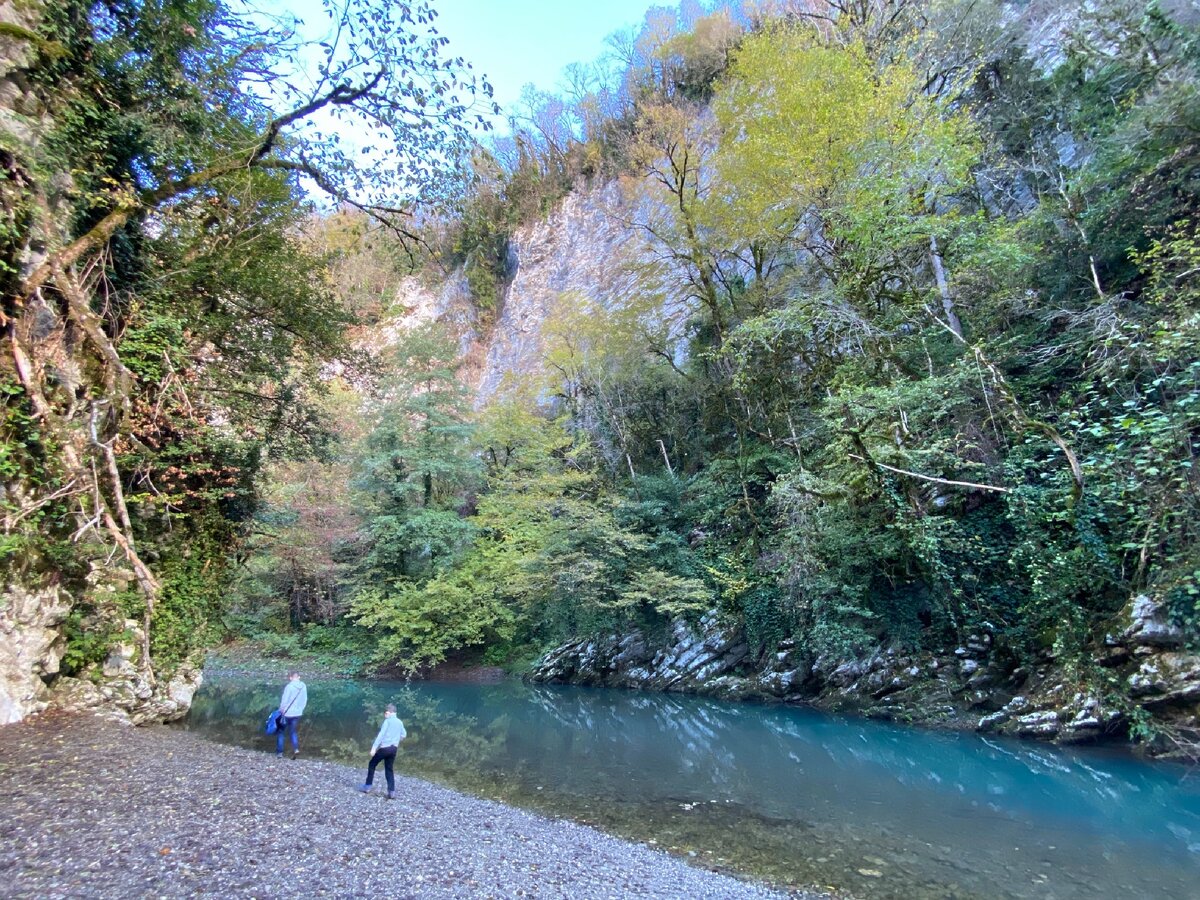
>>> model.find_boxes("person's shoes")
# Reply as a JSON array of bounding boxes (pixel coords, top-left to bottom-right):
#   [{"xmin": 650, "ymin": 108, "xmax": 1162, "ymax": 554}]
[
  {"xmin": 358, "ymin": 783, "xmax": 372, "ymax": 793},
  {"xmin": 386, "ymin": 790, "xmax": 396, "ymax": 800},
  {"xmin": 292, "ymin": 749, "xmax": 300, "ymax": 758},
  {"xmin": 276, "ymin": 752, "xmax": 283, "ymax": 758}
]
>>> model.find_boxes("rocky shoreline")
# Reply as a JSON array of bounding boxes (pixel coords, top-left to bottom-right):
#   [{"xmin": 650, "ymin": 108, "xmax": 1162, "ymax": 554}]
[
  {"xmin": 0, "ymin": 712, "xmax": 809, "ymax": 899},
  {"xmin": 527, "ymin": 595, "xmax": 1200, "ymax": 760}
]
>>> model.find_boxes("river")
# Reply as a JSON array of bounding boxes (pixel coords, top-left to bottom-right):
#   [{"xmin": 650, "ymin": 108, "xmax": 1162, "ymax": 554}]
[{"xmin": 179, "ymin": 673, "xmax": 1200, "ymax": 899}]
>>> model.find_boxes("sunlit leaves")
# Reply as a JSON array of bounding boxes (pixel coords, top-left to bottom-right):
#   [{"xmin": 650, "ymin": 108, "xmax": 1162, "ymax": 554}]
[{"xmin": 707, "ymin": 27, "xmax": 978, "ymax": 253}]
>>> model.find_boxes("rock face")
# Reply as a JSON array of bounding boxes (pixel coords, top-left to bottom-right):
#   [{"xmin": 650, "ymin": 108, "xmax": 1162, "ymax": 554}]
[
  {"xmin": 50, "ymin": 663, "xmax": 202, "ymax": 725},
  {"xmin": 1, "ymin": 577, "xmax": 201, "ymax": 727},
  {"xmin": 383, "ymin": 181, "xmax": 685, "ymax": 406},
  {"xmin": 529, "ymin": 594, "xmax": 1200, "ymax": 758},
  {"xmin": 0, "ymin": 583, "xmax": 71, "ymax": 724},
  {"xmin": 530, "ymin": 613, "xmax": 754, "ymax": 698},
  {"xmin": 476, "ymin": 184, "xmax": 673, "ymax": 402}
]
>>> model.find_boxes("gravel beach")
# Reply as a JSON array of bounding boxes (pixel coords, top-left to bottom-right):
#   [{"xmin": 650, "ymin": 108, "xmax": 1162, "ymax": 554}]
[{"xmin": 0, "ymin": 714, "xmax": 811, "ymax": 899}]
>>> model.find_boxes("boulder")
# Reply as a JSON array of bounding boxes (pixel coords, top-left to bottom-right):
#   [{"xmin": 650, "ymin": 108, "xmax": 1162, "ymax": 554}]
[
  {"xmin": 826, "ymin": 658, "xmax": 868, "ymax": 688},
  {"xmin": 977, "ymin": 695, "xmax": 1032, "ymax": 733},
  {"xmin": 1122, "ymin": 595, "xmax": 1185, "ymax": 649},
  {"xmin": 1015, "ymin": 710, "xmax": 1060, "ymax": 737},
  {"xmin": 977, "ymin": 710, "xmax": 1008, "ymax": 732},
  {"xmin": 50, "ymin": 662, "xmax": 202, "ymax": 724},
  {"xmin": 700, "ymin": 674, "xmax": 759, "ymax": 701},
  {"xmin": 1058, "ymin": 695, "xmax": 1123, "ymax": 743},
  {"xmin": 1128, "ymin": 654, "xmax": 1200, "ymax": 707},
  {"xmin": 101, "ymin": 622, "xmax": 142, "ymax": 679},
  {"xmin": 758, "ymin": 668, "xmax": 805, "ymax": 697}
]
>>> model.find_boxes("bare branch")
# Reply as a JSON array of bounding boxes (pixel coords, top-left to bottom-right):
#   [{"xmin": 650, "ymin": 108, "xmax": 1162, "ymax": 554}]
[{"xmin": 849, "ymin": 453, "xmax": 1011, "ymax": 493}]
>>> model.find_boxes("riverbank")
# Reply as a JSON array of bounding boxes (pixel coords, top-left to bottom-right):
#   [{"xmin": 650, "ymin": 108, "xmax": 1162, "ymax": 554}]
[
  {"xmin": 0, "ymin": 713, "xmax": 809, "ymax": 899},
  {"xmin": 201, "ymin": 641, "xmax": 364, "ymax": 680},
  {"xmin": 527, "ymin": 600, "xmax": 1200, "ymax": 760},
  {"xmin": 203, "ymin": 642, "xmax": 509, "ymax": 684}
]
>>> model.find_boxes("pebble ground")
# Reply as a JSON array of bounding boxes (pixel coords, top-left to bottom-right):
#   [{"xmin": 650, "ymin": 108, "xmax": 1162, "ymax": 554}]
[{"xmin": 0, "ymin": 713, "xmax": 813, "ymax": 899}]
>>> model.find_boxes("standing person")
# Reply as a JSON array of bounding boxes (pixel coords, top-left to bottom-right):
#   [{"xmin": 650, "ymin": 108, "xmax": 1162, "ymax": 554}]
[
  {"xmin": 276, "ymin": 671, "xmax": 307, "ymax": 758},
  {"xmin": 358, "ymin": 704, "xmax": 406, "ymax": 799}
]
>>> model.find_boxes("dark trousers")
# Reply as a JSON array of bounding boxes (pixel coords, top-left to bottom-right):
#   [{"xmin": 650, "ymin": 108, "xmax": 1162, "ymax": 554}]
[
  {"xmin": 366, "ymin": 745, "xmax": 397, "ymax": 792},
  {"xmin": 276, "ymin": 715, "xmax": 299, "ymax": 753}
]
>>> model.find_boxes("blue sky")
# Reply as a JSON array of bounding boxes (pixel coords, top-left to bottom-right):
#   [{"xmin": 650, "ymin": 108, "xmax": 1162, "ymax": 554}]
[
  {"xmin": 252, "ymin": 0, "xmax": 662, "ymax": 202},
  {"xmin": 433, "ymin": 0, "xmax": 657, "ymax": 109},
  {"xmin": 266, "ymin": 0, "xmax": 658, "ymax": 112}
]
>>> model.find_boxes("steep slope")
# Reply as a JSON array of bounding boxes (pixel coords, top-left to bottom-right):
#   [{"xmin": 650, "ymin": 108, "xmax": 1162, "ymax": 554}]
[
  {"xmin": 383, "ymin": 181, "xmax": 682, "ymax": 402},
  {"xmin": 385, "ymin": 177, "xmax": 1200, "ymax": 759}
]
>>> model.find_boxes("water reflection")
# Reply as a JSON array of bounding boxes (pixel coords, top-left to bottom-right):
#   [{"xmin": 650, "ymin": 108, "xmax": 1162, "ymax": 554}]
[{"xmin": 181, "ymin": 676, "xmax": 1200, "ymax": 899}]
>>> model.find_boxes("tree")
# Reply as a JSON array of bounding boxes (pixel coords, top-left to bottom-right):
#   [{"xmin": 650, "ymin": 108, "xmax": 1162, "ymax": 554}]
[
  {"xmin": 1, "ymin": 0, "xmax": 494, "ymax": 686},
  {"xmin": 355, "ymin": 322, "xmax": 478, "ymax": 581},
  {"xmin": 707, "ymin": 27, "xmax": 978, "ymax": 326}
]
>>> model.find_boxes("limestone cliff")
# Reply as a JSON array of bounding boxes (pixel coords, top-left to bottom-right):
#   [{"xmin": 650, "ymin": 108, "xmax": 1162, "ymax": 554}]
[
  {"xmin": 382, "ymin": 181, "xmax": 682, "ymax": 402},
  {"xmin": 0, "ymin": 584, "xmax": 68, "ymax": 723}
]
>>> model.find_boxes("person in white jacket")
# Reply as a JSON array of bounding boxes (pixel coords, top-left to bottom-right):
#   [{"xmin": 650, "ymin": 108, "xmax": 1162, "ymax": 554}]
[
  {"xmin": 358, "ymin": 704, "xmax": 406, "ymax": 799},
  {"xmin": 276, "ymin": 671, "xmax": 307, "ymax": 758}
]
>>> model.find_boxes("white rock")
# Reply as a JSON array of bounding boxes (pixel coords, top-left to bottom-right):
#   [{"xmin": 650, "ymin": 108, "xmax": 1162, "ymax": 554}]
[
  {"xmin": 0, "ymin": 583, "xmax": 72, "ymax": 724},
  {"xmin": 1016, "ymin": 710, "xmax": 1060, "ymax": 736},
  {"xmin": 1123, "ymin": 594, "xmax": 1184, "ymax": 648}
]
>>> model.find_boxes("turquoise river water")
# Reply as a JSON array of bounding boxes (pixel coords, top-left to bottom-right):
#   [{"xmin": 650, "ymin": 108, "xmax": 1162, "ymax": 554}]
[{"xmin": 180, "ymin": 674, "xmax": 1200, "ymax": 899}]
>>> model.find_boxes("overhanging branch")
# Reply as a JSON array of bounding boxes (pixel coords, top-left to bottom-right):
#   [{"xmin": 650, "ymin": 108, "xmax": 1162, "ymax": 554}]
[{"xmin": 849, "ymin": 453, "xmax": 1011, "ymax": 494}]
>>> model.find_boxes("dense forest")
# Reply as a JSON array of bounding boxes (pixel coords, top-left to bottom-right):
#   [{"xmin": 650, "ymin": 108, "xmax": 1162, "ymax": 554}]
[
  {"xmin": 0, "ymin": 0, "xmax": 493, "ymax": 707},
  {"xmin": 3, "ymin": 1, "xmax": 1199, "ymax": 744}
]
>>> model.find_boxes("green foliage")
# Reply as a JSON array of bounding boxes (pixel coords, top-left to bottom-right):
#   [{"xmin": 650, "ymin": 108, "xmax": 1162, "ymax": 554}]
[
  {"xmin": 256, "ymin": 623, "xmax": 376, "ymax": 673},
  {"xmin": 3, "ymin": 0, "xmax": 496, "ymax": 689},
  {"xmin": 59, "ymin": 611, "xmax": 128, "ymax": 678},
  {"xmin": 146, "ymin": 513, "xmax": 237, "ymax": 669},
  {"xmin": 0, "ymin": 377, "xmax": 78, "ymax": 568},
  {"xmin": 708, "ymin": 29, "xmax": 978, "ymax": 263},
  {"xmin": 355, "ymin": 323, "xmax": 479, "ymax": 580},
  {"xmin": 236, "ymin": 0, "xmax": 1200, "ymax": 687},
  {"xmin": 353, "ymin": 553, "xmax": 517, "ymax": 673},
  {"xmin": 0, "ymin": 378, "xmax": 47, "ymax": 485}
]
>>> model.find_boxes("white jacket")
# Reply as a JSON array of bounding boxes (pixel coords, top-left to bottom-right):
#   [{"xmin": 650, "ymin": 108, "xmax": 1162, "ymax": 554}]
[
  {"xmin": 371, "ymin": 715, "xmax": 407, "ymax": 753},
  {"xmin": 279, "ymin": 680, "xmax": 307, "ymax": 717}
]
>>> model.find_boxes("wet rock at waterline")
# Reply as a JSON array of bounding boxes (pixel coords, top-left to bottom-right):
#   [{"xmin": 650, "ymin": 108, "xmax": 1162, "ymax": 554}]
[
  {"xmin": 531, "ymin": 612, "xmax": 756, "ymax": 697},
  {"xmin": 529, "ymin": 594, "xmax": 1200, "ymax": 758}
]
